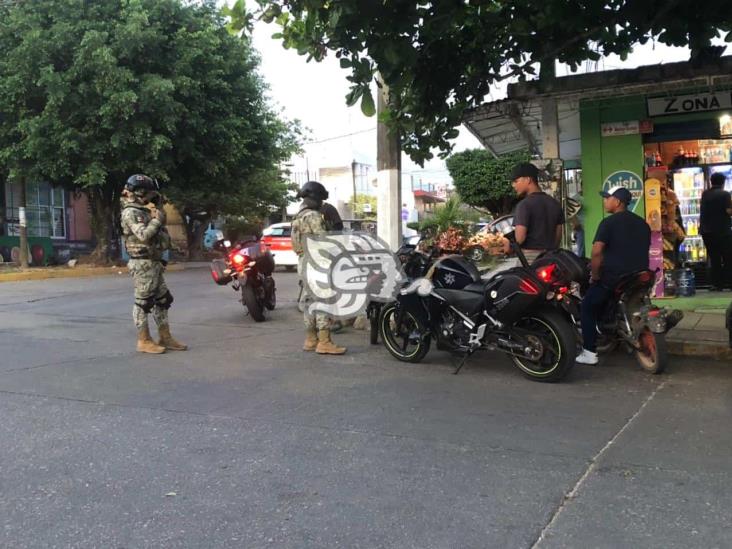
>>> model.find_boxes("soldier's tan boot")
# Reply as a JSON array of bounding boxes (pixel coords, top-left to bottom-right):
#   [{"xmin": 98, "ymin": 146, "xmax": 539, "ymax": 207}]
[
  {"xmin": 158, "ymin": 325, "xmax": 188, "ymax": 351},
  {"xmin": 137, "ymin": 326, "xmax": 166, "ymax": 354},
  {"xmin": 303, "ymin": 328, "xmax": 318, "ymax": 351},
  {"xmin": 316, "ymin": 329, "xmax": 347, "ymax": 355}
]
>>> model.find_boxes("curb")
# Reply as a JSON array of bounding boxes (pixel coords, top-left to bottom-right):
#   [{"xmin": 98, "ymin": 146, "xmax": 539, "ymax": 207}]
[
  {"xmin": 667, "ymin": 339, "xmax": 732, "ymax": 360},
  {"xmin": 0, "ymin": 263, "xmax": 187, "ymax": 283}
]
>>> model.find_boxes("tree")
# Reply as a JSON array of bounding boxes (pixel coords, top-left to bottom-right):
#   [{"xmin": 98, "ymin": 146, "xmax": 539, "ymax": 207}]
[
  {"xmin": 0, "ymin": 0, "xmax": 298, "ymax": 261},
  {"xmin": 226, "ymin": 0, "xmax": 732, "ymax": 164},
  {"xmin": 446, "ymin": 149, "xmax": 530, "ymax": 216}
]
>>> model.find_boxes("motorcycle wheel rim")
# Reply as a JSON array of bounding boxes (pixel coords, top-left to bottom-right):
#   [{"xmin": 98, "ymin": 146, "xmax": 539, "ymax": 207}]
[
  {"xmin": 381, "ymin": 307, "xmax": 423, "ymax": 360},
  {"xmin": 511, "ymin": 317, "xmax": 562, "ymax": 377},
  {"xmin": 636, "ymin": 328, "xmax": 657, "ymax": 369}
]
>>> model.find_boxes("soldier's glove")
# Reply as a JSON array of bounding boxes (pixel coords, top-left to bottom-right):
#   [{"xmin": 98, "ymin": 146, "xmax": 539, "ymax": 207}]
[{"xmin": 153, "ymin": 207, "xmax": 166, "ymax": 225}]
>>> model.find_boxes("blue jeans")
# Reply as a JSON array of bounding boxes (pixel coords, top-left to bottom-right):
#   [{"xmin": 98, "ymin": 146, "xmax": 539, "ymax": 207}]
[{"xmin": 581, "ymin": 283, "xmax": 613, "ymax": 352}]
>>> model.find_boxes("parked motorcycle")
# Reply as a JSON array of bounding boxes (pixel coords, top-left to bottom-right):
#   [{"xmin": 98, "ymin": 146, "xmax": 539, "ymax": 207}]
[
  {"xmin": 367, "ymin": 240, "xmax": 436, "ymax": 344},
  {"xmin": 209, "ymin": 237, "xmax": 276, "ymax": 322},
  {"xmin": 378, "ymin": 246, "xmax": 577, "ymax": 382},
  {"xmin": 531, "ymin": 248, "xmax": 683, "ymax": 374}
]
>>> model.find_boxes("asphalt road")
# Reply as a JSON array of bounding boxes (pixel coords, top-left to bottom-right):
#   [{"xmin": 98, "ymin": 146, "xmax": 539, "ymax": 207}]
[{"xmin": 1, "ymin": 268, "xmax": 730, "ymax": 548}]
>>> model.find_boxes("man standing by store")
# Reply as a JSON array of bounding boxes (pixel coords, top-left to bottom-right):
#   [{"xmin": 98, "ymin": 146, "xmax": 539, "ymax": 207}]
[
  {"xmin": 504, "ymin": 162, "xmax": 565, "ymax": 262},
  {"xmin": 576, "ymin": 187, "xmax": 650, "ymax": 365},
  {"xmin": 700, "ymin": 172, "xmax": 732, "ymax": 291}
]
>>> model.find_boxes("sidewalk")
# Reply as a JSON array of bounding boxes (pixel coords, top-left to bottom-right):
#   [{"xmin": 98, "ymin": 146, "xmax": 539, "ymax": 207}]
[
  {"xmin": 0, "ymin": 261, "xmax": 210, "ymax": 283},
  {"xmin": 666, "ymin": 309, "xmax": 732, "ymax": 359}
]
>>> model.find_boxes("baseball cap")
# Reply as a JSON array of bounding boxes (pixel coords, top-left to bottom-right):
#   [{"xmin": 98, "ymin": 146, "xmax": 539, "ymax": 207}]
[
  {"xmin": 510, "ymin": 162, "xmax": 539, "ymax": 181},
  {"xmin": 600, "ymin": 186, "xmax": 633, "ymax": 204}
]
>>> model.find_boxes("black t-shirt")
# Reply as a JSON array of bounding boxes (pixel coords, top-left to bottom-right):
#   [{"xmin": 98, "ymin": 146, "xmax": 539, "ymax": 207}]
[
  {"xmin": 699, "ymin": 187, "xmax": 732, "ymax": 235},
  {"xmin": 594, "ymin": 210, "xmax": 650, "ymax": 286},
  {"xmin": 513, "ymin": 192, "xmax": 565, "ymax": 250}
]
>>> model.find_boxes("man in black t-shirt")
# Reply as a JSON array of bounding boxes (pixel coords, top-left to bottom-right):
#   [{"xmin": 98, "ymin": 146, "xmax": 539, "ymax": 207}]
[
  {"xmin": 576, "ymin": 186, "xmax": 651, "ymax": 365},
  {"xmin": 700, "ymin": 172, "xmax": 732, "ymax": 290},
  {"xmin": 505, "ymin": 163, "xmax": 564, "ymax": 262}
]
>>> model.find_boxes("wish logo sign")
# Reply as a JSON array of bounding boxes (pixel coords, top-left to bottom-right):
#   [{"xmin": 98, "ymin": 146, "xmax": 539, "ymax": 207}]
[
  {"xmin": 602, "ymin": 170, "xmax": 643, "ymax": 213},
  {"xmin": 301, "ymin": 232, "xmax": 404, "ymax": 319}
]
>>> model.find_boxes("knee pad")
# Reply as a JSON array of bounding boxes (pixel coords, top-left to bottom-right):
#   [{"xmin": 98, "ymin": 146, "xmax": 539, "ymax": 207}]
[
  {"xmin": 156, "ymin": 290, "xmax": 174, "ymax": 310},
  {"xmin": 135, "ymin": 295, "xmax": 156, "ymax": 314}
]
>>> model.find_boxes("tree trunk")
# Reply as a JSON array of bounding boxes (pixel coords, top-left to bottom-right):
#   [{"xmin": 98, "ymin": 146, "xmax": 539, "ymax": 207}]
[
  {"xmin": 183, "ymin": 210, "xmax": 210, "ymax": 261},
  {"xmin": 18, "ymin": 177, "xmax": 29, "ymax": 268}
]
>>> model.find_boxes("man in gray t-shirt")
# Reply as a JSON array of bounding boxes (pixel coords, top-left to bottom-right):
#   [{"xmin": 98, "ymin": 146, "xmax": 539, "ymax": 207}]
[{"xmin": 507, "ymin": 163, "xmax": 564, "ymax": 260}]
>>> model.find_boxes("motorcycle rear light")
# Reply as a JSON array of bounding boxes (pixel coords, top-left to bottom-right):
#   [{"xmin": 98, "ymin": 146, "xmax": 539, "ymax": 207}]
[
  {"xmin": 648, "ymin": 309, "xmax": 661, "ymax": 317},
  {"xmin": 559, "ymin": 286, "xmax": 569, "ymax": 294},
  {"xmin": 536, "ymin": 263, "xmax": 557, "ymax": 282},
  {"xmin": 232, "ymin": 253, "xmax": 247, "ymax": 265},
  {"xmin": 519, "ymin": 278, "xmax": 540, "ymax": 295}
]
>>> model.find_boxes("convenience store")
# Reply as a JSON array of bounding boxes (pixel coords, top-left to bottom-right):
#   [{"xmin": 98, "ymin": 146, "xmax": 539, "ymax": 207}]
[{"xmin": 464, "ymin": 56, "xmax": 732, "ymax": 293}]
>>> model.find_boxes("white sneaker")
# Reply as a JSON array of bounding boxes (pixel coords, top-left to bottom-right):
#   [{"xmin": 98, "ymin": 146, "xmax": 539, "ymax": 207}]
[{"xmin": 576, "ymin": 349, "xmax": 599, "ymax": 365}]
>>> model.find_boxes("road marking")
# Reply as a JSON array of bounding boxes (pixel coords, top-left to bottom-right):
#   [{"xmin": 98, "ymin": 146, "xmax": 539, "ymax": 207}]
[{"xmin": 531, "ymin": 380, "xmax": 668, "ymax": 548}]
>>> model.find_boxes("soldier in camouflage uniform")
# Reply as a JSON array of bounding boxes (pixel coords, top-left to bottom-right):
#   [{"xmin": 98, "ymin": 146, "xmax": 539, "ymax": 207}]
[
  {"xmin": 120, "ymin": 174, "xmax": 187, "ymax": 354},
  {"xmin": 291, "ymin": 181, "xmax": 346, "ymax": 355}
]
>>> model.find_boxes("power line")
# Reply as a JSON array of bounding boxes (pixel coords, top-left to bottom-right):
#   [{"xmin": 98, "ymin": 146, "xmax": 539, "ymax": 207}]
[{"xmin": 304, "ymin": 127, "xmax": 376, "ymax": 145}]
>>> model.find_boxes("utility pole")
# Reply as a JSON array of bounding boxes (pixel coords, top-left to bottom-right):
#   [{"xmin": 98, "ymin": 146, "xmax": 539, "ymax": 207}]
[
  {"xmin": 376, "ymin": 76, "xmax": 401, "ymax": 251},
  {"xmin": 351, "ymin": 159, "xmax": 358, "ymax": 219},
  {"xmin": 18, "ymin": 176, "xmax": 29, "ymax": 268}
]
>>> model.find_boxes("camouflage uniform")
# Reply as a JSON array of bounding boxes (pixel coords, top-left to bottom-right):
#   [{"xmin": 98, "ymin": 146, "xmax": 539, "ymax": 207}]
[
  {"xmin": 292, "ymin": 204, "xmax": 331, "ymax": 331},
  {"xmin": 120, "ymin": 197, "xmax": 172, "ymax": 331}
]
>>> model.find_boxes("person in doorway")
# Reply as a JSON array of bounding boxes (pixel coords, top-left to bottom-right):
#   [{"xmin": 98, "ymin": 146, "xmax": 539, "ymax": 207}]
[
  {"xmin": 120, "ymin": 174, "xmax": 187, "ymax": 354},
  {"xmin": 576, "ymin": 187, "xmax": 651, "ymax": 365},
  {"xmin": 291, "ymin": 181, "xmax": 346, "ymax": 355},
  {"xmin": 699, "ymin": 172, "xmax": 732, "ymax": 291},
  {"xmin": 504, "ymin": 162, "xmax": 564, "ymax": 263}
]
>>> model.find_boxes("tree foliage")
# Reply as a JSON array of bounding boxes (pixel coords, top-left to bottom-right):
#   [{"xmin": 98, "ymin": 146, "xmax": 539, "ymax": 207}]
[
  {"xmin": 0, "ymin": 0, "xmax": 299, "ymax": 260},
  {"xmin": 446, "ymin": 149, "xmax": 530, "ymax": 216},
  {"xmin": 226, "ymin": 0, "xmax": 732, "ymax": 164}
]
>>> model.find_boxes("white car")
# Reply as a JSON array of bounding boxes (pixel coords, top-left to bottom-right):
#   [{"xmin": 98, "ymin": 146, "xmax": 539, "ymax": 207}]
[{"xmin": 261, "ymin": 223, "xmax": 298, "ymax": 271}]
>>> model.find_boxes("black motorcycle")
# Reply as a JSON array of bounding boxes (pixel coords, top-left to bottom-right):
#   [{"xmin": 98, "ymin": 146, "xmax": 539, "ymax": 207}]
[
  {"xmin": 378, "ymin": 247, "xmax": 577, "ymax": 382},
  {"xmin": 532, "ymin": 249, "xmax": 683, "ymax": 374},
  {"xmin": 210, "ymin": 237, "xmax": 276, "ymax": 322},
  {"xmin": 367, "ymin": 240, "xmax": 436, "ymax": 344}
]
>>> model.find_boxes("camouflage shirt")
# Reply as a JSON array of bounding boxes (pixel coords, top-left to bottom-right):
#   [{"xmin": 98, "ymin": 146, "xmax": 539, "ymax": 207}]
[
  {"xmin": 120, "ymin": 198, "xmax": 163, "ymax": 260},
  {"xmin": 291, "ymin": 206, "xmax": 326, "ymax": 255}
]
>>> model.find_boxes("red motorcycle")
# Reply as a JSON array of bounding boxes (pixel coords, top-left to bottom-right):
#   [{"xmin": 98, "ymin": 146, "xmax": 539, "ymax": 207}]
[{"xmin": 210, "ymin": 238, "xmax": 276, "ymax": 322}]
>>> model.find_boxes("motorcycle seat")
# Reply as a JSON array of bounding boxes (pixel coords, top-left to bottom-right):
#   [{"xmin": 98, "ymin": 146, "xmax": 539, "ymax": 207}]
[
  {"xmin": 463, "ymin": 282, "xmax": 486, "ymax": 294},
  {"xmin": 614, "ymin": 269, "xmax": 655, "ymax": 297}
]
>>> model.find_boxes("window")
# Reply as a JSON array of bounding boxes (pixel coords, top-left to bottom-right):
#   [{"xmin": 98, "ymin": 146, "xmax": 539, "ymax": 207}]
[
  {"xmin": 264, "ymin": 226, "xmax": 291, "ymax": 237},
  {"xmin": 4, "ymin": 181, "xmax": 66, "ymax": 238}
]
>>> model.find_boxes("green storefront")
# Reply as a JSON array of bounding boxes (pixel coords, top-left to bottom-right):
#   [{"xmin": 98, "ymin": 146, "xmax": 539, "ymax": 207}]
[{"xmin": 580, "ymin": 88, "xmax": 732, "ymax": 287}]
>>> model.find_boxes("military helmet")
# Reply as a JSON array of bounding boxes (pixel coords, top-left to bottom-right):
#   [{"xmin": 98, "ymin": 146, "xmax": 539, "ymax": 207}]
[
  {"xmin": 125, "ymin": 174, "xmax": 159, "ymax": 194},
  {"xmin": 296, "ymin": 180, "xmax": 329, "ymax": 201}
]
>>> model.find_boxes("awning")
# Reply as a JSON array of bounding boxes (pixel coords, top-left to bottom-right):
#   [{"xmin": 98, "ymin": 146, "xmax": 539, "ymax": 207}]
[{"xmin": 462, "ymin": 98, "xmax": 581, "ymax": 162}]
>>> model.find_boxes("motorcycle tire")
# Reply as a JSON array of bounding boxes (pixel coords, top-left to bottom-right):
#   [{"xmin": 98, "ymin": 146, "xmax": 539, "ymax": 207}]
[
  {"xmin": 369, "ymin": 302, "xmax": 382, "ymax": 345},
  {"xmin": 370, "ymin": 313, "xmax": 379, "ymax": 345},
  {"xmin": 264, "ymin": 278, "xmax": 276, "ymax": 311},
  {"xmin": 242, "ymin": 284, "xmax": 266, "ymax": 322},
  {"xmin": 634, "ymin": 328, "xmax": 668, "ymax": 375},
  {"xmin": 379, "ymin": 302, "xmax": 430, "ymax": 363},
  {"xmin": 511, "ymin": 309, "xmax": 576, "ymax": 383}
]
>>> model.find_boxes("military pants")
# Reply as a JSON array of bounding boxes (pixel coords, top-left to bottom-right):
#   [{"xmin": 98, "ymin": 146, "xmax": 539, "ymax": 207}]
[
  {"xmin": 297, "ymin": 257, "xmax": 331, "ymax": 331},
  {"xmin": 128, "ymin": 259, "xmax": 170, "ymax": 330}
]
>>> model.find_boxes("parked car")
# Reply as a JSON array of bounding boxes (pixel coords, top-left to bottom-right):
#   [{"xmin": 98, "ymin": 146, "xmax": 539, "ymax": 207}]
[{"xmin": 261, "ymin": 223, "xmax": 297, "ymax": 271}]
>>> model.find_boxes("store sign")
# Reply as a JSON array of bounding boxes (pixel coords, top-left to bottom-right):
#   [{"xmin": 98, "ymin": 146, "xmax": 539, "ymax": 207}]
[
  {"xmin": 602, "ymin": 170, "xmax": 644, "ymax": 213},
  {"xmin": 601, "ymin": 120, "xmax": 653, "ymax": 137},
  {"xmin": 647, "ymin": 91, "xmax": 732, "ymax": 117}
]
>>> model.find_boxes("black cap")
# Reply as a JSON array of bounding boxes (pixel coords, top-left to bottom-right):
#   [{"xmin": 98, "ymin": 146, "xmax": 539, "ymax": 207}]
[
  {"xmin": 510, "ymin": 162, "xmax": 539, "ymax": 182},
  {"xmin": 600, "ymin": 186, "xmax": 633, "ymax": 205}
]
